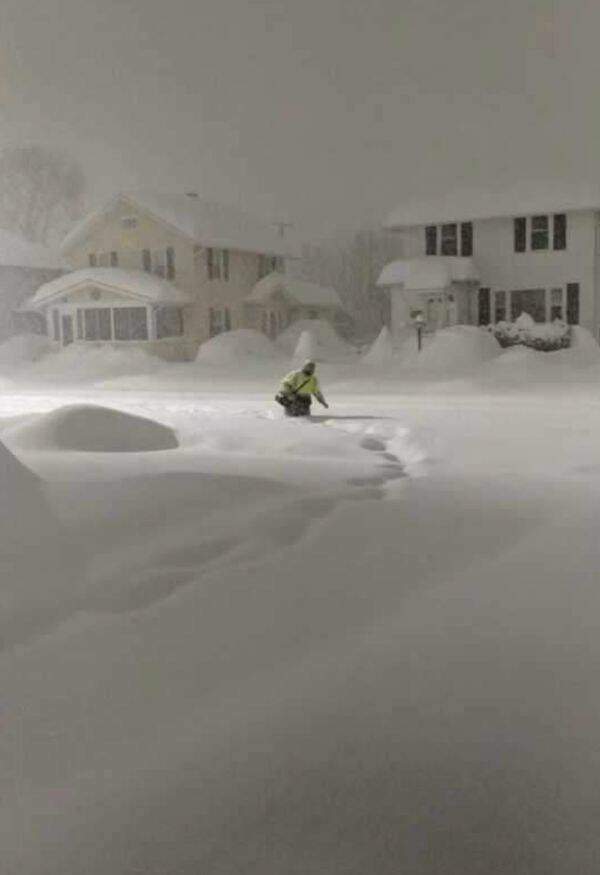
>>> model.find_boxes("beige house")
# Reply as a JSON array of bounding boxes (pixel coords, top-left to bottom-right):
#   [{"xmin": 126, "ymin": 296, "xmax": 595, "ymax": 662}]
[{"xmin": 26, "ymin": 192, "xmax": 303, "ymax": 359}]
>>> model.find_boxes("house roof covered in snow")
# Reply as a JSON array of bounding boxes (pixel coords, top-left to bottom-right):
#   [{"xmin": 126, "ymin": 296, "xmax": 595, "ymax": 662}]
[
  {"xmin": 385, "ymin": 182, "xmax": 600, "ymax": 228},
  {"xmin": 248, "ymin": 272, "xmax": 343, "ymax": 309},
  {"xmin": 0, "ymin": 229, "xmax": 65, "ymax": 270},
  {"xmin": 377, "ymin": 257, "xmax": 479, "ymax": 289},
  {"xmin": 28, "ymin": 268, "xmax": 193, "ymax": 308},
  {"xmin": 61, "ymin": 192, "xmax": 301, "ymax": 258}
]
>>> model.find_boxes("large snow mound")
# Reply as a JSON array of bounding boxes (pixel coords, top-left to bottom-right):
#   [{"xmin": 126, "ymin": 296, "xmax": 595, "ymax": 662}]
[
  {"xmin": 0, "ymin": 333, "xmax": 50, "ymax": 367},
  {"xmin": 6, "ymin": 404, "xmax": 179, "ymax": 452},
  {"xmin": 399, "ymin": 325, "xmax": 501, "ymax": 375},
  {"xmin": 196, "ymin": 329, "xmax": 282, "ymax": 366},
  {"xmin": 276, "ymin": 319, "xmax": 357, "ymax": 361}
]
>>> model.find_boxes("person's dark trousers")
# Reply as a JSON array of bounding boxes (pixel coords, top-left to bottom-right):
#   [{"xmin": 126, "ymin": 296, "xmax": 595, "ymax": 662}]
[{"xmin": 284, "ymin": 396, "xmax": 312, "ymax": 417}]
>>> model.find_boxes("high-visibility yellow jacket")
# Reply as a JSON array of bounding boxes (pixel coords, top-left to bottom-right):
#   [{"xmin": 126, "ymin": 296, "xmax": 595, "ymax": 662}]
[{"xmin": 280, "ymin": 370, "xmax": 320, "ymax": 397}]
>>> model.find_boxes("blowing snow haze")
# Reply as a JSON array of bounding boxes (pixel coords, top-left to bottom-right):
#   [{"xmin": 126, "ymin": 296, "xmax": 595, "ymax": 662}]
[{"xmin": 2, "ymin": 0, "xmax": 600, "ymax": 232}]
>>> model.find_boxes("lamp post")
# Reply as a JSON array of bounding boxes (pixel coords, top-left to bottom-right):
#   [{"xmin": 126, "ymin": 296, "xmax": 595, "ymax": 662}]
[{"xmin": 413, "ymin": 312, "xmax": 425, "ymax": 352}]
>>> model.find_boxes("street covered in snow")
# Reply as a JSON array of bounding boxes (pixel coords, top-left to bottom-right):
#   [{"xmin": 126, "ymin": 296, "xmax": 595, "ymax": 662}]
[{"xmin": 4, "ymin": 327, "xmax": 600, "ymax": 873}]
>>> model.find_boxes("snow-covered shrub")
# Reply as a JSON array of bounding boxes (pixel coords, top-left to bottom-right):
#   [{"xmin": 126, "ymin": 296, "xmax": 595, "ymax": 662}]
[{"xmin": 491, "ymin": 313, "xmax": 571, "ymax": 352}]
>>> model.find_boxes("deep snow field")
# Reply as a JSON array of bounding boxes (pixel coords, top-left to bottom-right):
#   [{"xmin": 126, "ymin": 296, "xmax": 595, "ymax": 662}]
[{"xmin": 4, "ymin": 325, "xmax": 600, "ymax": 873}]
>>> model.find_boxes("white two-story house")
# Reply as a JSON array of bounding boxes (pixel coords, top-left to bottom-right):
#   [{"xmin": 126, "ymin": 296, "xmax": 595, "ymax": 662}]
[{"xmin": 378, "ymin": 193, "xmax": 600, "ymax": 341}]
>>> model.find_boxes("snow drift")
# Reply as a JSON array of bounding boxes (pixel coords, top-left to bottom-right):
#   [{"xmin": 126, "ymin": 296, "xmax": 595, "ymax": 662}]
[
  {"xmin": 196, "ymin": 328, "xmax": 282, "ymax": 366},
  {"xmin": 276, "ymin": 319, "xmax": 357, "ymax": 362},
  {"xmin": 0, "ymin": 333, "xmax": 50, "ymax": 368},
  {"xmin": 6, "ymin": 404, "xmax": 179, "ymax": 452},
  {"xmin": 397, "ymin": 325, "xmax": 501, "ymax": 376}
]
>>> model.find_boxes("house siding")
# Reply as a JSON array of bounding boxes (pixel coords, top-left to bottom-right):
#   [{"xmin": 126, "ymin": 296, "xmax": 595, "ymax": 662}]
[{"xmin": 400, "ymin": 210, "xmax": 598, "ymax": 332}]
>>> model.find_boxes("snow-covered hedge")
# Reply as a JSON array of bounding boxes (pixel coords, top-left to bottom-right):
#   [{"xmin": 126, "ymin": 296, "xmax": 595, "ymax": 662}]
[{"xmin": 491, "ymin": 313, "xmax": 571, "ymax": 352}]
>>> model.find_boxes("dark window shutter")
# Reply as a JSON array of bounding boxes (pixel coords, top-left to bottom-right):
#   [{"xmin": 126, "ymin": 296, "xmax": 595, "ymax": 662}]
[
  {"xmin": 514, "ymin": 217, "xmax": 526, "ymax": 252},
  {"xmin": 142, "ymin": 249, "xmax": 151, "ymax": 272},
  {"xmin": 553, "ymin": 214, "xmax": 567, "ymax": 250},
  {"xmin": 166, "ymin": 246, "xmax": 176, "ymax": 280},
  {"xmin": 478, "ymin": 288, "xmax": 491, "ymax": 325},
  {"xmin": 460, "ymin": 222, "xmax": 473, "ymax": 257},
  {"xmin": 566, "ymin": 283, "xmax": 580, "ymax": 324},
  {"xmin": 110, "ymin": 251, "xmax": 118, "ymax": 267},
  {"xmin": 207, "ymin": 248, "xmax": 214, "ymax": 280},
  {"xmin": 425, "ymin": 225, "xmax": 437, "ymax": 255},
  {"xmin": 89, "ymin": 253, "xmax": 97, "ymax": 267},
  {"xmin": 222, "ymin": 249, "xmax": 230, "ymax": 281}
]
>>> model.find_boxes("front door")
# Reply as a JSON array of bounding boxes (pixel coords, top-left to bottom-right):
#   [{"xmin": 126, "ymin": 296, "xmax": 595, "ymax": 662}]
[{"xmin": 61, "ymin": 314, "xmax": 74, "ymax": 346}]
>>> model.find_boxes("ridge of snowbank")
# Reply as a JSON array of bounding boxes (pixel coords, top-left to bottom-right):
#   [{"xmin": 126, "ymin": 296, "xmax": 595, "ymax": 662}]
[{"xmin": 5, "ymin": 404, "xmax": 179, "ymax": 452}]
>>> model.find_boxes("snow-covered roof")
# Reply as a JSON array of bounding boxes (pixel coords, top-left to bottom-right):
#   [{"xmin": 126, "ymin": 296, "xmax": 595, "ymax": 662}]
[
  {"xmin": 248, "ymin": 272, "xmax": 343, "ymax": 309},
  {"xmin": 0, "ymin": 229, "xmax": 65, "ymax": 269},
  {"xmin": 62, "ymin": 192, "xmax": 301, "ymax": 258},
  {"xmin": 377, "ymin": 257, "xmax": 479, "ymax": 289},
  {"xmin": 385, "ymin": 182, "xmax": 600, "ymax": 228},
  {"xmin": 28, "ymin": 268, "xmax": 193, "ymax": 308}
]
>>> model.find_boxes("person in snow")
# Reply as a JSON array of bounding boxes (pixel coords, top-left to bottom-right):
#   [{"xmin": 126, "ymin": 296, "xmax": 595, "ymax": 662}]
[{"xmin": 276, "ymin": 360, "xmax": 329, "ymax": 417}]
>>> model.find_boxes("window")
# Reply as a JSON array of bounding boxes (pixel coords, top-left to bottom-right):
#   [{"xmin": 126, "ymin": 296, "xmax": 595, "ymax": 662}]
[
  {"xmin": 425, "ymin": 226, "xmax": 437, "ymax": 256},
  {"xmin": 441, "ymin": 223, "xmax": 458, "ymax": 256},
  {"xmin": 550, "ymin": 287, "xmax": 563, "ymax": 321},
  {"xmin": 460, "ymin": 222, "xmax": 473, "ymax": 257},
  {"xmin": 553, "ymin": 214, "xmax": 567, "ymax": 250},
  {"xmin": 88, "ymin": 253, "xmax": 97, "ymax": 267},
  {"xmin": 511, "ymin": 289, "xmax": 545, "ymax": 322},
  {"xmin": 156, "ymin": 306, "xmax": 183, "ymax": 339},
  {"xmin": 114, "ymin": 307, "xmax": 148, "ymax": 340},
  {"xmin": 514, "ymin": 217, "xmax": 527, "ymax": 252},
  {"xmin": 121, "ymin": 216, "xmax": 138, "ymax": 229},
  {"xmin": 52, "ymin": 309, "xmax": 60, "ymax": 341},
  {"xmin": 152, "ymin": 249, "xmax": 166, "ymax": 278},
  {"xmin": 494, "ymin": 290, "xmax": 507, "ymax": 323},
  {"xmin": 166, "ymin": 247, "xmax": 176, "ymax": 280},
  {"xmin": 566, "ymin": 283, "xmax": 580, "ymax": 325},
  {"xmin": 97, "ymin": 251, "xmax": 113, "ymax": 267},
  {"xmin": 531, "ymin": 215, "xmax": 549, "ymax": 250},
  {"xmin": 83, "ymin": 308, "xmax": 112, "ymax": 340},
  {"xmin": 207, "ymin": 248, "xmax": 229, "ymax": 280},
  {"xmin": 478, "ymin": 288, "xmax": 491, "ymax": 325},
  {"xmin": 142, "ymin": 249, "xmax": 152, "ymax": 272}
]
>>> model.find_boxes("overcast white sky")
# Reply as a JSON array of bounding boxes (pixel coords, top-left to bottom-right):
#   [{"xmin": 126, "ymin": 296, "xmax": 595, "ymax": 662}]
[{"xmin": 0, "ymin": 0, "xmax": 599, "ymax": 236}]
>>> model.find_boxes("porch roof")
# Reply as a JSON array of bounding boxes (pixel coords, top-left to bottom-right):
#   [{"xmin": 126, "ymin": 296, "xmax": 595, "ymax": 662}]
[
  {"xmin": 28, "ymin": 268, "xmax": 193, "ymax": 308},
  {"xmin": 377, "ymin": 257, "xmax": 479, "ymax": 290},
  {"xmin": 248, "ymin": 272, "xmax": 343, "ymax": 308}
]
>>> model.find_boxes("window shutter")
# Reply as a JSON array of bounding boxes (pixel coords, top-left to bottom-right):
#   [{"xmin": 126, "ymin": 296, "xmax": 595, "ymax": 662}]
[
  {"xmin": 142, "ymin": 249, "xmax": 151, "ymax": 272},
  {"xmin": 166, "ymin": 247, "xmax": 176, "ymax": 280},
  {"xmin": 222, "ymin": 249, "xmax": 230, "ymax": 281},
  {"xmin": 460, "ymin": 222, "xmax": 473, "ymax": 257},
  {"xmin": 425, "ymin": 226, "xmax": 437, "ymax": 256},
  {"xmin": 207, "ymin": 248, "xmax": 214, "ymax": 280},
  {"xmin": 553, "ymin": 214, "xmax": 567, "ymax": 250},
  {"xmin": 514, "ymin": 218, "xmax": 526, "ymax": 252},
  {"xmin": 110, "ymin": 251, "xmax": 118, "ymax": 267},
  {"xmin": 89, "ymin": 253, "xmax": 97, "ymax": 267}
]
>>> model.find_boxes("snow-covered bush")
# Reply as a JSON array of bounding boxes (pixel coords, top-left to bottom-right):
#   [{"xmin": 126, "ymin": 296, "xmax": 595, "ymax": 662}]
[{"xmin": 491, "ymin": 313, "xmax": 571, "ymax": 352}]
